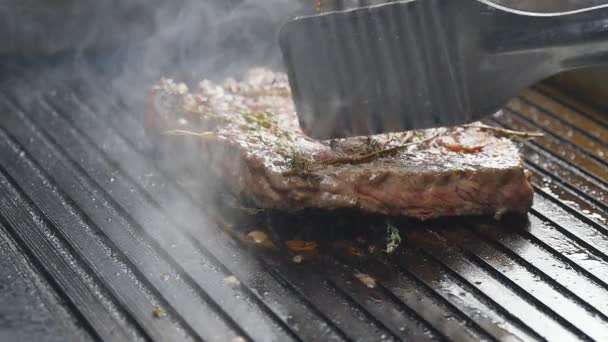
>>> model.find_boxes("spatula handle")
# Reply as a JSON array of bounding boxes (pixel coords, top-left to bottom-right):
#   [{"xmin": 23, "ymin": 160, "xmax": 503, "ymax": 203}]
[{"xmin": 481, "ymin": 4, "xmax": 608, "ymax": 70}]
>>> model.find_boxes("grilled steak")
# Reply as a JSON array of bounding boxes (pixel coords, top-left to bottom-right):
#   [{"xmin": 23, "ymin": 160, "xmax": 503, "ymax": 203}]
[{"xmin": 148, "ymin": 68, "xmax": 534, "ymax": 220}]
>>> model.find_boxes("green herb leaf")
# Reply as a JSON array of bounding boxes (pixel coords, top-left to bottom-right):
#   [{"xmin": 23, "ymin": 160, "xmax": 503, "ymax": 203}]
[{"xmin": 385, "ymin": 223, "xmax": 402, "ymax": 254}]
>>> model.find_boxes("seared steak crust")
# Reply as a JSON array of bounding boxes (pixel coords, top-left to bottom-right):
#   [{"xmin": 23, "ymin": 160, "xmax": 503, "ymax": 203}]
[{"xmin": 149, "ymin": 68, "xmax": 534, "ymax": 220}]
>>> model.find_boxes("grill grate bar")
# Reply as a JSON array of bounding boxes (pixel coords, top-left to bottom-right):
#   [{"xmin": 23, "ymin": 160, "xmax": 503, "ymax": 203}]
[
  {"xmin": 518, "ymin": 89, "xmax": 608, "ymax": 136},
  {"xmin": 435, "ymin": 213, "xmax": 608, "ymax": 338},
  {"xmin": 439, "ymin": 225, "xmax": 608, "ymax": 336},
  {"xmin": 263, "ymin": 226, "xmax": 450, "ymax": 340},
  {"xmin": 0, "ymin": 158, "xmax": 147, "ymax": 342},
  {"xmin": 321, "ymin": 257, "xmax": 445, "ymax": 340},
  {"xmin": 533, "ymin": 85, "xmax": 608, "ymax": 128},
  {"xmin": 0, "ymin": 221, "xmax": 95, "ymax": 342},
  {"xmin": 462, "ymin": 249, "xmax": 595, "ymax": 340},
  {"xmin": 243, "ymin": 215, "xmax": 508, "ymax": 340},
  {"xmin": 472, "ymin": 229, "xmax": 608, "ymax": 320},
  {"xmin": 322, "ymin": 250, "xmax": 487, "ymax": 341},
  {"xmin": 517, "ymin": 95, "xmax": 608, "ymax": 147},
  {"xmin": 527, "ymin": 161, "xmax": 607, "ymax": 214},
  {"xmin": 245, "ymin": 245, "xmax": 395, "ymax": 340},
  {"xmin": 530, "ymin": 202, "xmax": 608, "ymax": 266},
  {"xmin": 370, "ymin": 259, "xmax": 493, "ymax": 341},
  {"xmin": 486, "ymin": 117, "xmax": 608, "ymax": 207},
  {"xmin": 528, "ymin": 168, "xmax": 608, "ymax": 227},
  {"xmin": 0, "ymin": 133, "xmax": 204, "ymax": 341},
  {"xmin": 406, "ymin": 229, "xmax": 585, "ymax": 341},
  {"xmin": 487, "ymin": 119, "xmax": 608, "ymax": 251},
  {"xmin": 320, "ymin": 277, "xmax": 402, "ymax": 341},
  {"xmin": 509, "ymin": 102, "xmax": 608, "ymax": 166},
  {"xmin": 458, "ymin": 236, "xmax": 608, "ymax": 341},
  {"xmin": 518, "ymin": 220, "xmax": 608, "ymax": 288},
  {"xmin": 489, "ymin": 117, "xmax": 608, "ymax": 219},
  {"xmin": 268, "ymin": 214, "xmax": 524, "ymax": 340},
  {"xmin": 396, "ymin": 245, "xmax": 541, "ymax": 341},
  {"xmin": 301, "ymin": 260, "xmax": 430, "ymax": 340},
  {"xmin": 505, "ymin": 106, "xmax": 608, "ymax": 168},
  {"xmin": 527, "ymin": 161, "xmax": 607, "ymax": 212},
  {"xmin": 492, "ymin": 113, "xmax": 608, "ymax": 185},
  {"xmin": 0, "ymin": 98, "xmax": 244, "ymax": 342},
  {"xmin": 533, "ymin": 183, "xmax": 607, "ymax": 232},
  {"xmin": 182, "ymin": 221, "xmax": 352, "ymax": 341},
  {"xmin": 525, "ymin": 87, "xmax": 608, "ymax": 135},
  {"xmin": 392, "ymin": 265, "xmax": 496, "ymax": 341}
]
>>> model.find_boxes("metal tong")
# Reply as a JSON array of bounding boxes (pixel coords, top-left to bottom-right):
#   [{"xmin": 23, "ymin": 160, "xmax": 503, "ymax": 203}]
[{"xmin": 280, "ymin": 0, "xmax": 608, "ymax": 139}]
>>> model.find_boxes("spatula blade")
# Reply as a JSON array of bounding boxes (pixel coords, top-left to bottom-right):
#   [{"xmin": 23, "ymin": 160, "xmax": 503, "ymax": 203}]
[{"xmin": 279, "ymin": 0, "xmax": 473, "ymax": 139}]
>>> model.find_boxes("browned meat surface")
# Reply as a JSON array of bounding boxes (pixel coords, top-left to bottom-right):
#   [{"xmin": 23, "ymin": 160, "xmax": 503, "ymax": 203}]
[{"xmin": 149, "ymin": 68, "xmax": 534, "ymax": 220}]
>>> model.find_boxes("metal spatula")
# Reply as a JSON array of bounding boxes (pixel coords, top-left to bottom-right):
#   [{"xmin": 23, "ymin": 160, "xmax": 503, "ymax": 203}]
[{"xmin": 279, "ymin": 0, "xmax": 608, "ymax": 139}]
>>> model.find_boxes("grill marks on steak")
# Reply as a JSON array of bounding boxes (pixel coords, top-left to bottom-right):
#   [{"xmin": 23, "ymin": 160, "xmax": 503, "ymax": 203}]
[{"xmin": 149, "ymin": 68, "xmax": 534, "ymax": 219}]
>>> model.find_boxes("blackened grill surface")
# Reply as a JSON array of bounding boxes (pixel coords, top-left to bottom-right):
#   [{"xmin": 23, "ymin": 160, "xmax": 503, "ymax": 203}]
[{"xmin": 0, "ymin": 58, "xmax": 607, "ymax": 342}]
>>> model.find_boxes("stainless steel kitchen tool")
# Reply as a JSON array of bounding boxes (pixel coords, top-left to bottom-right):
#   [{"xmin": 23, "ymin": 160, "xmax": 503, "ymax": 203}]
[{"xmin": 279, "ymin": 0, "xmax": 608, "ymax": 139}]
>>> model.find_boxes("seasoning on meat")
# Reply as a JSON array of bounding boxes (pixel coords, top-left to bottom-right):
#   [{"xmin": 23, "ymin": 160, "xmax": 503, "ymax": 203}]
[{"xmin": 149, "ymin": 68, "xmax": 535, "ymax": 220}]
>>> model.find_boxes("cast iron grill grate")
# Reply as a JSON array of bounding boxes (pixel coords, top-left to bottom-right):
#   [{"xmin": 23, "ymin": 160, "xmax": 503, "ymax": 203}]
[{"xmin": 0, "ymin": 58, "xmax": 606, "ymax": 342}]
